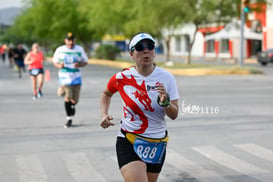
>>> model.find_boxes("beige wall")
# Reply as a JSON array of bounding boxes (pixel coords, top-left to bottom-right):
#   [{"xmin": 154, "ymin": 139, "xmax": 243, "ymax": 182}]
[
  {"xmin": 267, "ymin": 28, "xmax": 273, "ymax": 49},
  {"xmin": 266, "ymin": 4, "xmax": 273, "ymax": 49}
]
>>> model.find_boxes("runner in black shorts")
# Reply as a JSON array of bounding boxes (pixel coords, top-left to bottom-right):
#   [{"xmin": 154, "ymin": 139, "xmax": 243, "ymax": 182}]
[
  {"xmin": 24, "ymin": 43, "xmax": 45, "ymax": 99},
  {"xmin": 100, "ymin": 32, "xmax": 179, "ymax": 182}
]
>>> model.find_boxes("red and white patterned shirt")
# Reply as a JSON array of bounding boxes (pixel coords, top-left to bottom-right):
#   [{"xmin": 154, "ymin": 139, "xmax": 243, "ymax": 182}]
[{"xmin": 107, "ymin": 66, "xmax": 180, "ymax": 138}]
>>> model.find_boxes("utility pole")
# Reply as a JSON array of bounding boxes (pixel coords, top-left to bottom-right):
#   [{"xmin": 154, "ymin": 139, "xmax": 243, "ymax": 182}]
[
  {"xmin": 239, "ymin": 0, "xmax": 250, "ymax": 66},
  {"xmin": 239, "ymin": 0, "xmax": 244, "ymax": 66}
]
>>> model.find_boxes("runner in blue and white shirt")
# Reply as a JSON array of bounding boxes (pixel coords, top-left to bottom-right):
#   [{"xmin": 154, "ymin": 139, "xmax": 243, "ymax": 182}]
[{"xmin": 53, "ymin": 32, "xmax": 88, "ymax": 128}]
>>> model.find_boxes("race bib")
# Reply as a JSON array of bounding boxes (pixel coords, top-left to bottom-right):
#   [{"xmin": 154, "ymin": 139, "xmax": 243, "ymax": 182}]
[
  {"xmin": 63, "ymin": 55, "xmax": 76, "ymax": 69},
  {"xmin": 62, "ymin": 53, "xmax": 81, "ymax": 69},
  {"xmin": 31, "ymin": 69, "xmax": 39, "ymax": 75},
  {"xmin": 133, "ymin": 137, "xmax": 167, "ymax": 164}
]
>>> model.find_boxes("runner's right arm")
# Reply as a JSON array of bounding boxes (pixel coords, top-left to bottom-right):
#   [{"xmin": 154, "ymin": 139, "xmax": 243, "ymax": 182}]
[{"xmin": 100, "ymin": 88, "xmax": 115, "ymax": 129}]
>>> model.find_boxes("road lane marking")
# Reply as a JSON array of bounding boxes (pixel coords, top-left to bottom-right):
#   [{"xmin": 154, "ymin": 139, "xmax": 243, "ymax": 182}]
[
  {"xmin": 166, "ymin": 149, "xmax": 230, "ymax": 182},
  {"xmin": 193, "ymin": 145, "xmax": 269, "ymax": 176},
  {"xmin": 16, "ymin": 154, "xmax": 48, "ymax": 182},
  {"xmin": 63, "ymin": 152, "xmax": 106, "ymax": 182},
  {"xmin": 235, "ymin": 143, "xmax": 273, "ymax": 163}
]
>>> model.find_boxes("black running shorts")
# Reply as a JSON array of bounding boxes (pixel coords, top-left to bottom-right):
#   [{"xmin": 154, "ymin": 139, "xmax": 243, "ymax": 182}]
[
  {"xmin": 116, "ymin": 136, "xmax": 166, "ymax": 173},
  {"xmin": 29, "ymin": 68, "xmax": 44, "ymax": 76}
]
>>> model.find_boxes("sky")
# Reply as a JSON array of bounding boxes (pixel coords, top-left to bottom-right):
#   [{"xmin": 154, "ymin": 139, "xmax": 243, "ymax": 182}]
[{"xmin": 0, "ymin": 0, "xmax": 23, "ymax": 10}]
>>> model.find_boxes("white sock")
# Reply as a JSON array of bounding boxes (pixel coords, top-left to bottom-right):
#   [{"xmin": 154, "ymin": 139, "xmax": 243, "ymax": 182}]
[{"xmin": 66, "ymin": 116, "xmax": 73, "ymax": 120}]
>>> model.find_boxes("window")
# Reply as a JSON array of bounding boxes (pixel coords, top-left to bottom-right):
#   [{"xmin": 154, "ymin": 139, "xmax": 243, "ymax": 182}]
[
  {"xmin": 183, "ymin": 35, "xmax": 190, "ymax": 52},
  {"xmin": 206, "ymin": 40, "xmax": 214, "ymax": 53},
  {"xmin": 174, "ymin": 34, "xmax": 190, "ymax": 53},
  {"xmin": 251, "ymin": 20, "xmax": 262, "ymax": 33},
  {"xmin": 175, "ymin": 36, "xmax": 181, "ymax": 52},
  {"xmin": 220, "ymin": 39, "xmax": 229, "ymax": 53}
]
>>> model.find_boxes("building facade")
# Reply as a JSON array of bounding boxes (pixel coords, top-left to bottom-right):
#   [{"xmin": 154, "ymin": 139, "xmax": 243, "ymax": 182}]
[{"xmin": 162, "ymin": 2, "xmax": 273, "ymax": 61}]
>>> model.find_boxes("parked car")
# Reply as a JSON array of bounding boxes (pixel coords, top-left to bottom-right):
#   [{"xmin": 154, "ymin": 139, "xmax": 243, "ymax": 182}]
[{"xmin": 257, "ymin": 49, "xmax": 273, "ymax": 66}]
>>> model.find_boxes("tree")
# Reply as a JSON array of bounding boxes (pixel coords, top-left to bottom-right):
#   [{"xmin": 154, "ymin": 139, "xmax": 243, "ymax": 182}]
[
  {"xmin": 5, "ymin": 0, "xmax": 95, "ymax": 56},
  {"xmin": 182, "ymin": 0, "xmax": 226, "ymax": 64},
  {"xmin": 5, "ymin": 0, "xmax": 270, "ymax": 62},
  {"xmin": 112, "ymin": 0, "xmax": 188, "ymax": 63},
  {"xmin": 79, "ymin": 0, "xmax": 189, "ymax": 62}
]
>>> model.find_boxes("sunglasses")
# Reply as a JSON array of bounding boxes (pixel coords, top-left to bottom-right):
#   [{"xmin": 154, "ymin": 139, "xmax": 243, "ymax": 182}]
[{"xmin": 132, "ymin": 43, "xmax": 155, "ymax": 52}]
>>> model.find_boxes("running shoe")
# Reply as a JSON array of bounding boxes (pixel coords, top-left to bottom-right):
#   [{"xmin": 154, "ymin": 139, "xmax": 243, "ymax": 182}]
[
  {"xmin": 32, "ymin": 95, "xmax": 37, "ymax": 100},
  {"xmin": 38, "ymin": 90, "xmax": 43, "ymax": 98},
  {"xmin": 64, "ymin": 119, "xmax": 72, "ymax": 128}
]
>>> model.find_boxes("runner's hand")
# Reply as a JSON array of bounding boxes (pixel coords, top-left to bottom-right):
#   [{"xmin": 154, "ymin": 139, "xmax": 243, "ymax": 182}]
[
  {"xmin": 156, "ymin": 83, "xmax": 168, "ymax": 103},
  {"xmin": 100, "ymin": 114, "xmax": 114, "ymax": 129},
  {"xmin": 74, "ymin": 62, "xmax": 80, "ymax": 68}
]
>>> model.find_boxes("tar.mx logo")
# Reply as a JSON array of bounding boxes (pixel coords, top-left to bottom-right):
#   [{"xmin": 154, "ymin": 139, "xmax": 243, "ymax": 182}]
[{"xmin": 180, "ymin": 100, "xmax": 220, "ymax": 115}]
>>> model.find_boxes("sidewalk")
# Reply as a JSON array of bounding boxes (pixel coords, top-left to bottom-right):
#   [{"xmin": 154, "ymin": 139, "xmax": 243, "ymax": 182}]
[
  {"xmin": 88, "ymin": 57, "xmax": 261, "ymax": 76},
  {"xmin": 43, "ymin": 55, "xmax": 261, "ymax": 76},
  {"xmin": 118, "ymin": 52, "xmax": 258, "ymax": 65}
]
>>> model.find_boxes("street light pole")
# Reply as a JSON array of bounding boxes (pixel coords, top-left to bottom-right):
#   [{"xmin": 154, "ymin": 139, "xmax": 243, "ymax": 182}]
[{"xmin": 239, "ymin": 0, "xmax": 245, "ymax": 67}]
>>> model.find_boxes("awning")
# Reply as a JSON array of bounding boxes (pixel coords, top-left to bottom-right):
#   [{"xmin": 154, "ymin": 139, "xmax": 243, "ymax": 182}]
[{"xmin": 205, "ymin": 20, "xmax": 262, "ymax": 41}]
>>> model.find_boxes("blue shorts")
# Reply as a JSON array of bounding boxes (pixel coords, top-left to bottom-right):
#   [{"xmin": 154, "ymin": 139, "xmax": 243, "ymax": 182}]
[{"xmin": 15, "ymin": 60, "xmax": 25, "ymax": 67}]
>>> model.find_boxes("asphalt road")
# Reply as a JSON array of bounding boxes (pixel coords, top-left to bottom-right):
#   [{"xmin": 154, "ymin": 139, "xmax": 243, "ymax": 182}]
[{"xmin": 0, "ymin": 60, "xmax": 273, "ymax": 182}]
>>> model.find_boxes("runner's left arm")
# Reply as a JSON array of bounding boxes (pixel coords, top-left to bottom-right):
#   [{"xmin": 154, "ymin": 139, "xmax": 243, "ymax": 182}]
[{"xmin": 165, "ymin": 99, "xmax": 179, "ymax": 120}]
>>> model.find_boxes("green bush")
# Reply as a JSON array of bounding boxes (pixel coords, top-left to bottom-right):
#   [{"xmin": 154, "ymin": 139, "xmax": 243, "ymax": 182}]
[{"xmin": 94, "ymin": 44, "xmax": 121, "ymax": 60}]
